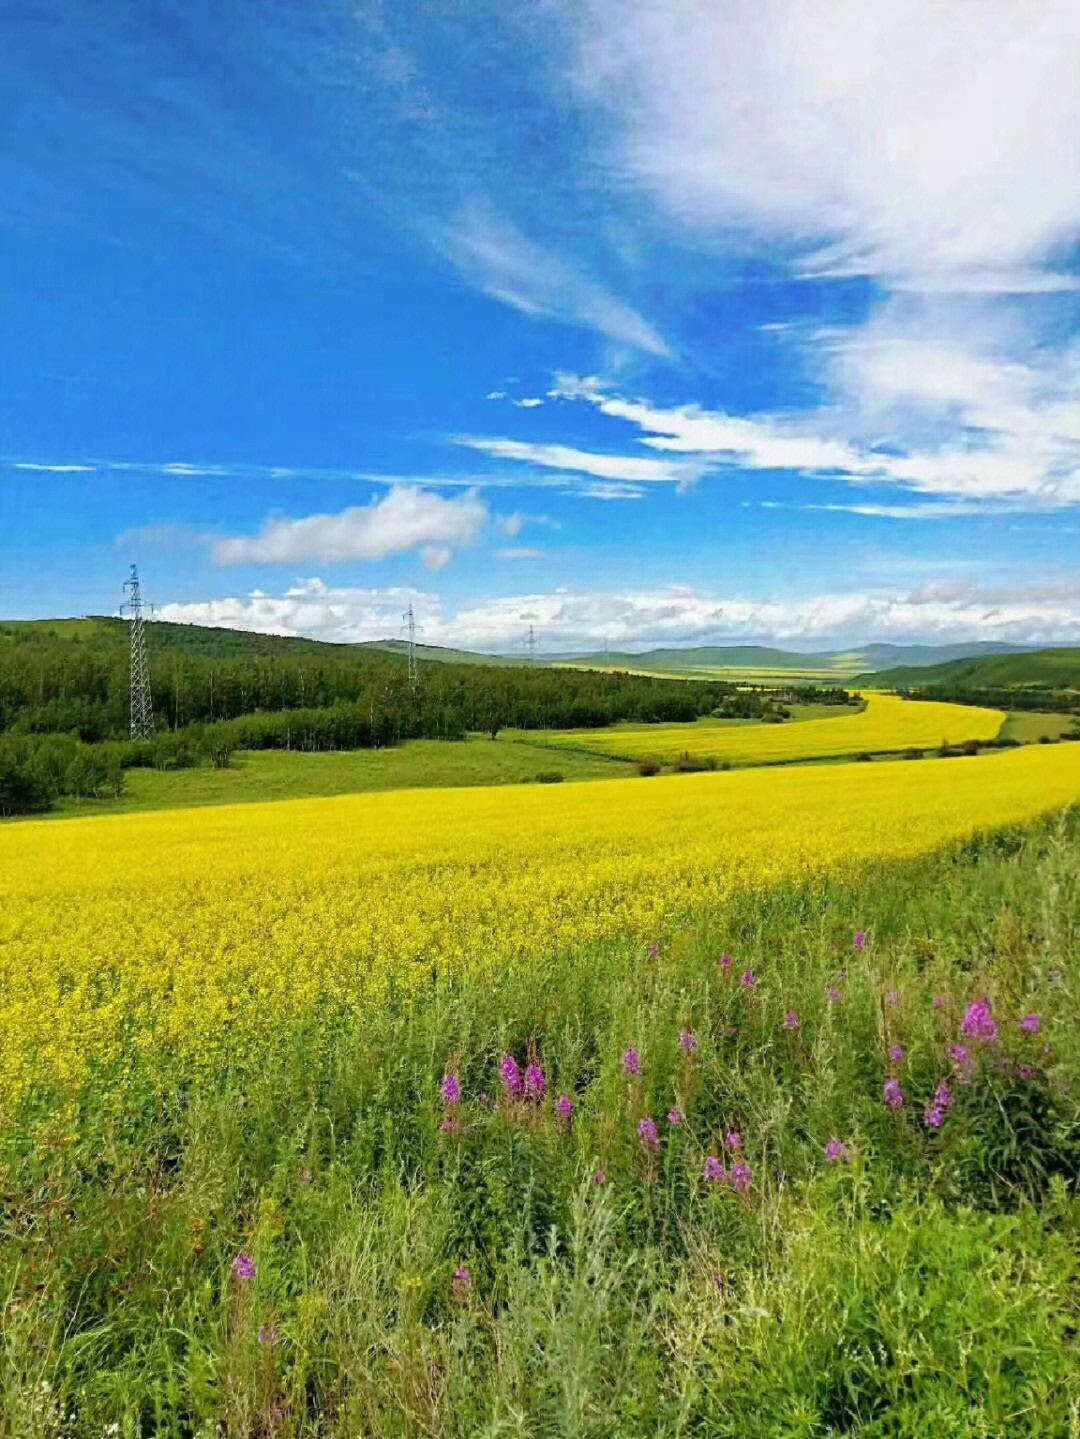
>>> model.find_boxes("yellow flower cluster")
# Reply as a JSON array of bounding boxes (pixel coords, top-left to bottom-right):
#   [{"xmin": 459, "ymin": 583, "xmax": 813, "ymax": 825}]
[
  {"xmin": 3, "ymin": 741, "xmax": 1078, "ymax": 1107},
  {"xmin": 541, "ymin": 692, "xmax": 1003, "ymax": 762}
]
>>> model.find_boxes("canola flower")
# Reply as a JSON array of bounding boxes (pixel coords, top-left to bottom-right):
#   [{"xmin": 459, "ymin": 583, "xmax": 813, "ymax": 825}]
[
  {"xmin": 538, "ymin": 692, "xmax": 1003, "ymax": 764},
  {"xmin": 3, "ymin": 742, "xmax": 1080, "ymax": 1107}
]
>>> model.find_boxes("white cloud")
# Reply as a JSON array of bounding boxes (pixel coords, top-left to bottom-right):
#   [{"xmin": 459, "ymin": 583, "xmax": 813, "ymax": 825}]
[
  {"xmin": 454, "ymin": 435, "xmax": 699, "ymax": 486},
  {"xmin": 213, "ymin": 486, "xmax": 487, "ymax": 566},
  {"xmin": 485, "ymin": 391, "xmax": 506, "ymax": 400},
  {"xmin": 512, "ymin": 397, "xmax": 544, "ymax": 408},
  {"xmin": 155, "ymin": 577, "xmax": 1080, "ymax": 650},
  {"xmin": 433, "ymin": 200, "xmax": 669, "ymax": 355},
  {"xmin": 11, "ymin": 461, "xmax": 95, "ymax": 472},
  {"xmin": 496, "ymin": 547, "xmax": 552, "ymax": 560},
  {"xmin": 573, "ymin": 0, "xmax": 1080, "ymax": 285}
]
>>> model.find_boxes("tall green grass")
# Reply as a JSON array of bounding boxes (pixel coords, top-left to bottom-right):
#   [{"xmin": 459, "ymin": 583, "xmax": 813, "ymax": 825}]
[{"xmin": 3, "ymin": 816, "xmax": 1079, "ymax": 1436}]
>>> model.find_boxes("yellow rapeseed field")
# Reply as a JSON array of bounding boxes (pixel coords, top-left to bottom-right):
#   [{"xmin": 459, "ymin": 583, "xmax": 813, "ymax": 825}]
[
  {"xmin": 540, "ymin": 692, "xmax": 1003, "ymax": 762},
  {"xmin": 3, "ymin": 742, "xmax": 1079, "ymax": 1108}
]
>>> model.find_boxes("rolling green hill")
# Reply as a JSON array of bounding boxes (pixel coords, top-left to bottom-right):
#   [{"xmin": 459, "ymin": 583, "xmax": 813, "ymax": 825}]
[{"xmin": 859, "ymin": 648, "xmax": 1080, "ymax": 690}]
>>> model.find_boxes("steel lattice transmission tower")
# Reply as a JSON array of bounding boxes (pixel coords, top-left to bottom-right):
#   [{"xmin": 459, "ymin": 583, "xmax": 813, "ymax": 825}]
[
  {"xmin": 403, "ymin": 603, "xmax": 418, "ymax": 691},
  {"xmin": 122, "ymin": 564, "xmax": 155, "ymax": 737}
]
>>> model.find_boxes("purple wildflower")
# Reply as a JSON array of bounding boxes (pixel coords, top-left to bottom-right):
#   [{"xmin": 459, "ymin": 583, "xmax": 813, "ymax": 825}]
[
  {"xmin": 853, "ymin": 930, "xmax": 866, "ymax": 949},
  {"xmin": 702, "ymin": 1155, "xmax": 725, "ymax": 1183},
  {"xmin": 949, "ymin": 1044, "xmax": 968, "ymax": 1064},
  {"xmin": 1019, "ymin": 1013, "xmax": 1041, "ymax": 1034},
  {"xmin": 725, "ymin": 1129, "xmax": 742, "ymax": 1152},
  {"xmin": 679, "ymin": 1028, "xmax": 698, "ymax": 1051},
  {"xmin": 783, "ymin": 1009, "xmax": 799, "ymax": 1030},
  {"xmin": 961, "ymin": 997, "xmax": 998, "ymax": 1043},
  {"xmin": 888, "ymin": 1044, "xmax": 905, "ymax": 1065},
  {"xmin": 594, "ymin": 1169, "xmax": 607, "ymax": 1184},
  {"xmin": 499, "ymin": 1054, "xmax": 524, "ymax": 1097},
  {"xmin": 825, "ymin": 1138, "xmax": 847, "ymax": 1163},
  {"xmin": 439, "ymin": 1115, "xmax": 456, "ymax": 1133},
  {"xmin": 232, "ymin": 1252, "xmax": 255, "ymax": 1281},
  {"xmin": 524, "ymin": 1062, "xmax": 546, "ymax": 1100},
  {"xmin": 258, "ymin": 1321, "xmax": 279, "ymax": 1348},
  {"xmin": 556, "ymin": 1092, "xmax": 573, "ymax": 1119},
  {"xmin": 730, "ymin": 1160, "xmax": 752, "ymax": 1193},
  {"xmin": 886, "ymin": 989, "xmax": 899, "ymax": 1007},
  {"xmin": 934, "ymin": 1082, "xmax": 953, "ymax": 1110},
  {"xmin": 720, "ymin": 951, "xmax": 733, "ymax": 972},
  {"xmin": 1018, "ymin": 1064, "xmax": 1035, "ymax": 1080},
  {"xmin": 451, "ymin": 1265, "xmax": 472, "ymax": 1303},
  {"xmin": 923, "ymin": 1105, "xmax": 943, "ymax": 1129},
  {"xmin": 622, "ymin": 1047, "xmax": 641, "ymax": 1077},
  {"xmin": 441, "ymin": 1072, "xmax": 461, "ymax": 1106},
  {"xmin": 883, "ymin": 1076, "xmax": 905, "ymax": 1110},
  {"xmin": 638, "ymin": 1116, "xmax": 660, "ymax": 1148},
  {"xmin": 741, "ymin": 969, "xmax": 756, "ymax": 989},
  {"xmin": 827, "ymin": 986, "xmax": 842, "ymax": 1004},
  {"xmin": 667, "ymin": 1108, "xmax": 684, "ymax": 1126}
]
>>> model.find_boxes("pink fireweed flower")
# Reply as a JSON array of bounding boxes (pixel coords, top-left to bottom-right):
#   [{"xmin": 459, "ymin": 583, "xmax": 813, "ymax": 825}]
[
  {"xmin": 825, "ymin": 1138, "xmax": 848, "ymax": 1163},
  {"xmin": 729, "ymin": 1160, "xmax": 752, "ymax": 1193},
  {"xmin": 949, "ymin": 1044, "xmax": 968, "ymax": 1064},
  {"xmin": 594, "ymin": 1169, "xmax": 606, "ymax": 1184},
  {"xmin": 827, "ymin": 986, "xmax": 842, "ymax": 1004},
  {"xmin": 667, "ymin": 1108, "xmax": 684, "ymax": 1126},
  {"xmin": 524, "ymin": 1062, "xmax": 545, "ymax": 1100},
  {"xmin": 1018, "ymin": 1064, "xmax": 1035, "ymax": 1080},
  {"xmin": 638, "ymin": 1116, "xmax": 660, "ymax": 1148},
  {"xmin": 934, "ymin": 1082, "xmax": 953, "ymax": 1110},
  {"xmin": 961, "ymin": 997, "xmax": 998, "ymax": 1043},
  {"xmin": 622, "ymin": 1047, "xmax": 641, "ymax": 1077},
  {"xmin": 923, "ymin": 1105, "xmax": 943, "ymax": 1128},
  {"xmin": 1019, "ymin": 1013, "xmax": 1041, "ymax": 1034},
  {"xmin": 702, "ymin": 1155, "xmax": 725, "ymax": 1183},
  {"xmin": 853, "ymin": 930, "xmax": 866, "ymax": 949},
  {"xmin": 720, "ymin": 951, "xmax": 733, "ymax": 972},
  {"xmin": 679, "ymin": 1028, "xmax": 698, "ymax": 1051},
  {"xmin": 439, "ymin": 1115, "xmax": 456, "ymax": 1133},
  {"xmin": 451, "ymin": 1265, "xmax": 472, "ymax": 1302},
  {"xmin": 885, "ymin": 990, "xmax": 899, "ymax": 1007},
  {"xmin": 556, "ymin": 1093, "xmax": 573, "ymax": 1119},
  {"xmin": 783, "ymin": 1010, "xmax": 799, "ymax": 1030},
  {"xmin": 888, "ymin": 1044, "xmax": 905, "ymax": 1065},
  {"xmin": 883, "ymin": 1077, "xmax": 904, "ymax": 1110},
  {"xmin": 232, "ymin": 1252, "xmax": 255, "ymax": 1281},
  {"xmin": 499, "ymin": 1054, "xmax": 524, "ymax": 1097},
  {"xmin": 441, "ymin": 1073, "xmax": 461, "ymax": 1106},
  {"xmin": 741, "ymin": 970, "xmax": 756, "ymax": 989},
  {"xmin": 724, "ymin": 1129, "xmax": 742, "ymax": 1152}
]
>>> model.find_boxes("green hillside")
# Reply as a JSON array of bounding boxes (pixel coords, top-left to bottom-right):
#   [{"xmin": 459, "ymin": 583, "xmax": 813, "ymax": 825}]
[{"xmin": 860, "ymin": 648, "xmax": 1080, "ymax": 690}]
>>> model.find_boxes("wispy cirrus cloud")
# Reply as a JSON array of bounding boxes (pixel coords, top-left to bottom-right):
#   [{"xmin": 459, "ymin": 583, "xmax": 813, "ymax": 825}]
[{"xmin": 454, "ymin": 435, "xmax": 699, "ymax": 487}]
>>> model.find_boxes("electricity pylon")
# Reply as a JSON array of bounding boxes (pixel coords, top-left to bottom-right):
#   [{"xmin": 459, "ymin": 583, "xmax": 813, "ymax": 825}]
[{"xmin": 122, "ymin": 564, "xmax": 155, "ymax": 737}]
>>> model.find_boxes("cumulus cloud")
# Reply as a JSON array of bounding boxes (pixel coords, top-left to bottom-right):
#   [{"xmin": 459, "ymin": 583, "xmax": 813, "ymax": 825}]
[
  {"xmin": 213, "ymin": 486, "xmax": 487, "ymax": 566},
  {"xmin": 155, "ymin": 577, "xmax": 1080, "ymax": 651}
]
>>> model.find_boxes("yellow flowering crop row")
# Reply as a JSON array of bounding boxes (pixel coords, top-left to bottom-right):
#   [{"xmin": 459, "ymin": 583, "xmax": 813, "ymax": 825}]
[
  {"xmin": 2, "ymin": 741, "xmax": 1078, "ymax": 1108},
  {"xmin": 539, "ymin": 692, "xmax": 1003, "ymax": 762}
]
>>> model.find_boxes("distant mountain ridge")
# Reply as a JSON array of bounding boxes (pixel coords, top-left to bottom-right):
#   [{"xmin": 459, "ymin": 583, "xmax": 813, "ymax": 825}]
[{"xmin": 857, "ymin": 647, "xmax": 1080, "ymax": 690}]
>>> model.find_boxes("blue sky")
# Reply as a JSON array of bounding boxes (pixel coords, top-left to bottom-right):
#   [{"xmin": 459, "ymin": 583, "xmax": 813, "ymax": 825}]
[{"xmin": 4, "ymin": 0, "xmax": 1080, "ymax": 650}]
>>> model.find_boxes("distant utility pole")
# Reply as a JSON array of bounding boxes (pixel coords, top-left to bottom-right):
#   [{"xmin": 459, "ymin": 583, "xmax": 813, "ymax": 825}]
[
  {"xmin": 527, "ymin": 625, "xmax": 537, "ymax": 666},
  {"xmin": 121, "ymin": 563, "xmax": 155, "ymax": 738},
  {"xmin": 403, "ymin": 603, "xmax": 418, "ymax": 690}
]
